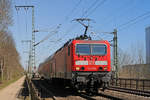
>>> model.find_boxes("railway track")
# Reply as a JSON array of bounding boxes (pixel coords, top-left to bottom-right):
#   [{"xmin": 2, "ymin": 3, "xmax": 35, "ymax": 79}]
[
  {"xmin": 31, "ymin": 78, "xmax": 56, "ymax": 100},
  {"xmin": 108, "ymin": 86, "xmax": 150, "ymax": 97},
  {"xmin": 29, "ymin": 78, "xmax": 150, "ymax": 100},
  {"xmin": 99, "ymin": 89, "xmax": 150, "ymax": 100}
]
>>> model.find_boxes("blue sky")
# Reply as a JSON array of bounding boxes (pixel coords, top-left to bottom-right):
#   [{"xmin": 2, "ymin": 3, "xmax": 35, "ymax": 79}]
[{"xmin": 10, "ymin": 0, "xmax": 150, "ymax": 69}]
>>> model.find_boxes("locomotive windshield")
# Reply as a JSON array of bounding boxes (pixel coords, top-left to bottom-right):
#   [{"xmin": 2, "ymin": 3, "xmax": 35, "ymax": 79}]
[
  {"xmin": 91, "ymin": 44, "xmax": 106, "ymax": 55},
  {"xmin": 76, "ymin": 44, "xmax": 106, "ymax": 55},
  {"xmin": 76, "ymin": 44, "xmax": 91, "ymax": 55}
]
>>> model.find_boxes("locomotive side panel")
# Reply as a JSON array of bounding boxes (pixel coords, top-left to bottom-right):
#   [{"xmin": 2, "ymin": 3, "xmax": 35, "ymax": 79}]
[
  {"xmin": 55, "ymin": 48, "xmax": 65, "ymax": 78},
  {"xmin": 49, "ymin": 59, "xmax": 55, "ymax": 78},
  {"xmin": 38, "ymin": 61, "xmax": 50, "ymax": 79},
  {"xmin": 53, "ymin": 44, "xmax": 73, "ymax": 79},
  {"xmin": 66, "ymin": 44, "xmax": 73, "ymax": 79},
  {"xmin": 45, "ymin": 62, "xmax": 50, "ymax": 79}
]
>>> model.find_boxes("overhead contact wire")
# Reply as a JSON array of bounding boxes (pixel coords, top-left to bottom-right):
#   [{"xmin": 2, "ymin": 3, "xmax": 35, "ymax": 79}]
[
  {"xmin": 83, "ymin": 0, "xmax": 107, "ymax": 18},
  {"xmin": 81, "ymin": 0, "xmax": 99, "ymax": 18},
  {"xmin": 117, "ymin": 11, "xmax": 150, "ymax": 31}
]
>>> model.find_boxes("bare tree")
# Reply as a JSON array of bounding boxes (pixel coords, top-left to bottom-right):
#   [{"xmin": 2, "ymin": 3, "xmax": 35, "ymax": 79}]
[
  {"xmin": 118, "ymin": 42, "xmax": 145, "ymax": 78},
  {"xmin": 0, "ymin": 0, "xmax": 23, "ymax": 82},
  {"xmin": 118, "ymin": 42, "xmax": 145, "ymax": 67},
  {"xmin": 0, "ymin": 0, "xmax": 12, "ymax": 31}
]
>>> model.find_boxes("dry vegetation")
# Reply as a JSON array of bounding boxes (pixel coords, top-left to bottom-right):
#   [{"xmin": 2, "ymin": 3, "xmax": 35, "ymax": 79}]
[
  {"xmin": 0, "ymin": 0, "xmax": 24, "ymax": 82},
  {"xmin": 117, "ymin": 43, "xmax": 149, "ymax": 79},
  {"xmin": 118, "ymin": 64, "xmax": 150, "ymax": 79}
]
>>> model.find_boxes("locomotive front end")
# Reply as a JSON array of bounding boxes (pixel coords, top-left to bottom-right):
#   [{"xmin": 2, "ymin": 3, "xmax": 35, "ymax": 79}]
[{"xmin": 71, "ymin": 40, "xmax": 111, "ymax": 93}]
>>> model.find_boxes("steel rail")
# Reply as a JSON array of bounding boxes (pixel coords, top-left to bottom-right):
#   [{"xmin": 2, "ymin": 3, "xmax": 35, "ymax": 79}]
[{"xmin": 108, "ymin": 86, "xmax": 150, "ymax": 97}]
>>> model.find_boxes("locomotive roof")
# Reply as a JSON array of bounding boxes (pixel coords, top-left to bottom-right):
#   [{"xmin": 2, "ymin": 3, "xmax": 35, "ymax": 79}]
[
  {"xmin": 39, "ymin": 39, "xmax": 72, "ymax": 66},
  {"xmin": 55, "ymin": 39, "xmax": 72, "ymax": 54},
  {"xmin": 39, "ymin": 54, "xmax": 54, "ymax": 67}
]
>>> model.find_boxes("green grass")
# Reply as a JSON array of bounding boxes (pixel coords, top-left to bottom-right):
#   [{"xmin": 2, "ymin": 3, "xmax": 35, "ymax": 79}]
[{"xmin": 0, "ymin": 76, "xmax": 23, "ymax": 90}]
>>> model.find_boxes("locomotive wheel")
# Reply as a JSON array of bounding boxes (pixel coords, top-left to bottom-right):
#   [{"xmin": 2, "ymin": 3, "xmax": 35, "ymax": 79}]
[{"xmin": 85, "ymin": 87, "xmax": 98, "ymax": 95}]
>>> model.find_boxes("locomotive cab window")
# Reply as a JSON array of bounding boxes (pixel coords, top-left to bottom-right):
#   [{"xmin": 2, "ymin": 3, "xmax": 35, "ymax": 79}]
[
  {"xmin": 91, "ymin": 44, "xmax": 106, "ymax": 55},
  {"xmin": 68, "ymin": 46, "xmax": 70, "ymax": 56},
  {"xmin": 76, "ymin": 44, "xmax": 90, "ymax": 55},
  {"xmin": 76, "ymin": 44, "xmax": 107, "ymax": 55}
]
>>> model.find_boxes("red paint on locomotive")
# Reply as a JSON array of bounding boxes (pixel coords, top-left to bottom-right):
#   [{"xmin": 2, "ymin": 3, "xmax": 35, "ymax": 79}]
[
  {"xmin": 38, "ymin": 40, "xmax": 112, "ymax": 93},
  {"xmin": 72, "ymin": 40, "xmax": 111, "ymax": 72},
  {"xmin": 38, "ymin": 40, "xmax": 111, "ymax": 79}
]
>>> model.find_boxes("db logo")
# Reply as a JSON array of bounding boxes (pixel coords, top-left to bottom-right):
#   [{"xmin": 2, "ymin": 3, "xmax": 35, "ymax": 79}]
[{"xmin": 88, "ymin": 61, "xmax": 95, "ymax": 65}]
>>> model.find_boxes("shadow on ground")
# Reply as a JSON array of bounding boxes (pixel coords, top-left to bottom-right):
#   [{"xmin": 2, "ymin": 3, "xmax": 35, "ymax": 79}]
[
  {"xmin": 32, "ymin": 79, "xmax": 97, "ymax": 100},
  {"xmin": 17, "ymin": 79, "xmax": 29, "ymax": 100}
]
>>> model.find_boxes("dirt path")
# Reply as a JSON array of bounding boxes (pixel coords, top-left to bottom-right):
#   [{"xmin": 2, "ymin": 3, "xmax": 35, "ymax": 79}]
[{"xmin": 0, "ymin": 76, "xmax": 25, "ymax": 100}]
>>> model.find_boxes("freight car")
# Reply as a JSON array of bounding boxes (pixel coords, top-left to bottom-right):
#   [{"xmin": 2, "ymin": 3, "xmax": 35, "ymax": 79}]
[{"xmin": 38, "ymin": 39, "xmax": 111, "ymax": 93}]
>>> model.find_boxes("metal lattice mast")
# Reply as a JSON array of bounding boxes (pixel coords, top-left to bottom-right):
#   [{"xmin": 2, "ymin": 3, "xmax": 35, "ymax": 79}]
[
  {"xmin": 21, "ymin": 40, "xmax": 32, "ymax": 74},
  {"xmin": 94, "ymin": 29, "xmax": 118, "ymax": 78},
  {"xmin": 32, "ymin": 7, "xmax": 35, "ymax": 74},
  {"xmin": 15, "ymin": 6, "xmax": 35, "ymax": 75},
  {"xmin": 113, "ymin": 29, "xmax": 118, "ymax": 78}
]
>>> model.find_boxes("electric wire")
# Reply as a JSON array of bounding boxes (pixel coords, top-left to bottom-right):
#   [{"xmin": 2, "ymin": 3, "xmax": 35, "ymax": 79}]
[
  {"xmin": 81, "ymin": 0, "xmax": 99, "ymax": 17},
  {"xmin": 60, "ymin": 0, "xmax": 82, "ymax": 25},
  {"xmin": 117, "ymin": 11, "xmax": 150, "ymax": 31},
  {"xmin": 84, "ymin": 0, "xmax": 107, "ymax": 18},
  {"xmin": 99, "ymin": 0, "xmax": 135, "ymax": 30},
  {"xmin": 16, "ymin": 9, "xmax": 21, "ymax": 36},
  {"xmin": 65, "ymin": 0, "xmax": 82, "ymax": 21},
  {"xmin": 62, "ymin": 0, "xmax": 99, "ymax": 36},
  {"xmin": 118, "ymin": 13, "xmax": 150, "ymax": 31},
  {"xmin": 63, "ymin": 0, "xmax": 99, "ymax": 35},
  {"xmin": 58, "ymin": 0, "xmax": 83, "ymax": 44},
  {"xmin": 65, "ymin": 0, "xmax": 107, "ymax": 39},
  {"xmin": 25, "ymin": 7, "xmax": 28, "ymax": 33}
]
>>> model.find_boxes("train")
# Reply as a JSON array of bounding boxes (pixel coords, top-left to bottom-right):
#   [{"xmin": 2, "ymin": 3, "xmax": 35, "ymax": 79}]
[{"xmin": 38, "ymin": 39, "xmax": 111, "ymax": 93}]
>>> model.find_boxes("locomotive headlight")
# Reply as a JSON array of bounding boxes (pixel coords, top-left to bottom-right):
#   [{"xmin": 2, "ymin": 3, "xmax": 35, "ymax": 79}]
[
  {"xmin": 76, "ymin": 67, "xmax": 80, "ymax": 70},
  {"xmin": 104, "ymin": 67, "xmax": 107, "ymax": 71},
  {"xmin": 95, "ymin": 61, "xmax": 108, "ymax": 65},
  {"xmin": 75, "ymin": 61, "xmax": 88, "ymax": 65}
]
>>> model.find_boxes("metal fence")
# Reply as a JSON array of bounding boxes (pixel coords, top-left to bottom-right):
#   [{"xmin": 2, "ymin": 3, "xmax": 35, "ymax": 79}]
[{"xmin": 111, "ymin": 78, "xmax": 150, "ymax": 91}]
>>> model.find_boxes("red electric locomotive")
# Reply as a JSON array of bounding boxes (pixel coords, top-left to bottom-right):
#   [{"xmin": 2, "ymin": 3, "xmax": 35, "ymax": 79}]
[{"xmin": 38, "ymin": 39, "xmax": 111, "ymax": 93}]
